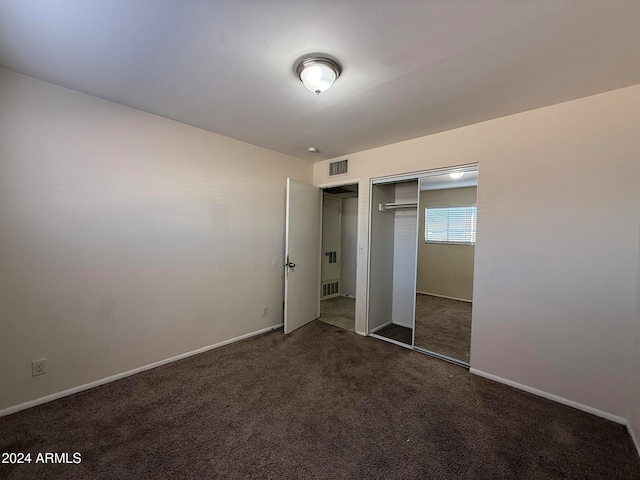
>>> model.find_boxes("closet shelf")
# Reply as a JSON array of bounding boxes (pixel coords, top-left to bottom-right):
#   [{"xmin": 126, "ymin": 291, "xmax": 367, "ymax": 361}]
[{"xmin": 379, "ymin": 202, "xmax": 418, "ymax": 212}]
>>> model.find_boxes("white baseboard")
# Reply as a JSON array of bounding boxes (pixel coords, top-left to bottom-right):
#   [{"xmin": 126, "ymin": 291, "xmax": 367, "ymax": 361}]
[
  {"xmin": 370, "ymin": 320, "xmax": 392, "ymax": 334},
  {"xmin": 0, "ymin": 323, "xmax": 283, "ymax": 418},
  {"xmin": 416, "ymin": 291, "xmax": 472, "ymax": 303},
  {"xmin": 469, "ymin": 368, "xmax": 626, "ymax": 425}
]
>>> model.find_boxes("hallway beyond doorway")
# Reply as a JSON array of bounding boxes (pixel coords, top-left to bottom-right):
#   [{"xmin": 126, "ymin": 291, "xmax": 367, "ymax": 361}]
[{"xmin": 319, "ymin": 296, "xmax": 355, "ymax": 332}]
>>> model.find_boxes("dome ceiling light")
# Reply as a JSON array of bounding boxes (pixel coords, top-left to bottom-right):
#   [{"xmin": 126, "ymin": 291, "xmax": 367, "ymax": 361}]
[{"xmin": 296, "ymin": 56, "xmax": 341, "ymax": 95}]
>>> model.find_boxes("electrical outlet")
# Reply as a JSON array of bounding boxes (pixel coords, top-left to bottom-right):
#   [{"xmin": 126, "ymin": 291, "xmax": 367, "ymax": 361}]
[
  {"xmin": 32, "ymin": 358, "xmax": 46, "ymax": 376},
  {"xmin": 261, "ymin": 306, "xmax": 268, "ymax": 317}
]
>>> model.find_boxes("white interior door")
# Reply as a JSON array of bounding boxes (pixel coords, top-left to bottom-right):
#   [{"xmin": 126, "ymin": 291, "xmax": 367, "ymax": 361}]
[{"xmin": 284, "ymin": 178, "xmax": 321, "ymax": 334}]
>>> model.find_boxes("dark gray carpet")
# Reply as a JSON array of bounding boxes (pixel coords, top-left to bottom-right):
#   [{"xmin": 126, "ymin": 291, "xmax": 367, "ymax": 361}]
[
  {"xmin": 374, "ymin": 323, "xmax": 413, "ymax": 345},
  {"xmin": 1, "ymin": 320, "xmax": 639, "ymax": 479},
  {"xmin": 414, "ymin": 294, "xmax": 472, "ymax": 362},
  {"xmin": 372, "ymin": 294, "xmax": 471, "ymax": 362}
]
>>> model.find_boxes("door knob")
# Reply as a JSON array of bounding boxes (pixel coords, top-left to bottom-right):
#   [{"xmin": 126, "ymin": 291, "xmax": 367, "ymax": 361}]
[{"xmin": 286, "ymin": 262, "xmax": 296, "ymax": 268}]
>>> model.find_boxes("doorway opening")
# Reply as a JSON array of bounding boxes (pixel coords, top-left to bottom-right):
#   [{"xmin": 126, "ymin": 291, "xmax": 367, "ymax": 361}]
[{"xmin": 318, "ymin": 183, "xmax": 359, "ymax": 332}]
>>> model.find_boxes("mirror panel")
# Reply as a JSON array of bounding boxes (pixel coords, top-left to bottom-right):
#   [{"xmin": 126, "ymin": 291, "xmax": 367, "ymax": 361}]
[{"xmin": 414, "ymin": 168, "xmax": 477, "ymax": 364}]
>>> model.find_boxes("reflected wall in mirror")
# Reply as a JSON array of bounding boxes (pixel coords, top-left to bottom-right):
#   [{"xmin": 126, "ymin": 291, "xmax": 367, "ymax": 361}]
[{"xmin": 415, "ymin": 169, "xmax": 477, "ymax": 363}]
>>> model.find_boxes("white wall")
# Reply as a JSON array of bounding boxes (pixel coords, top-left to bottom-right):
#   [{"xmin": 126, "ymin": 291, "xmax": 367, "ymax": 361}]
[
  {"xmin": 368, "ymin": 184, "xmax": 395, "ymax": 331},
  {"xmin": 0, "ymin": 69, "xmax": 312, "ymax": 412},
  {"xmin": 391, "ymin": 181, "xmax": 418, "ymax": 328},
  {"xmin": 340, "ymin": 197, "xmax": 358, "ymax": 297},
  {"xmin": 313, "ymin": 84, "xmax": 640, "ymax": 421}
]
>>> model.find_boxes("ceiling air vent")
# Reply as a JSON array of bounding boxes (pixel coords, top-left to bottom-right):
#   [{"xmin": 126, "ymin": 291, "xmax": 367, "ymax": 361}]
[{"xmin": 329, "ymin": 159, "xmax": 348, "ymax": 176}]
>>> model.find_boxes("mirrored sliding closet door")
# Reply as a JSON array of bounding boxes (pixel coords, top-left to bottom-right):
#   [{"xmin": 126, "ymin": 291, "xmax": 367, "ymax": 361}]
[{"xmin": 368, "ymin": 165, "xmax": 477, "ymax": 367}]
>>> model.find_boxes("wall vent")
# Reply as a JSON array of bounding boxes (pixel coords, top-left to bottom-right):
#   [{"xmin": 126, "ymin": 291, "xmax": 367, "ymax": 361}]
[
  {"xmin": 322, "ymin": 281, "xmax": 339, "ymax": 298},
  {"xmin": 329, "ymin": 159, "xmax": 348, "ymax": 176}
]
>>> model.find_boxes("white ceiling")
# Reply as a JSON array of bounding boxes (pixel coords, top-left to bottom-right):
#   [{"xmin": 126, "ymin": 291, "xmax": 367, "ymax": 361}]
[{"xmin": 1, "ymin": 1, "xmax": 639, "ymax": 162}]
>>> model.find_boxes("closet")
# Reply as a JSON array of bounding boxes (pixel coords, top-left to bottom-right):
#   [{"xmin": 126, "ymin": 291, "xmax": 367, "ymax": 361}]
[
  {"xmin": 369, "ymin": 179, "xmax": 418, "ymax": 347},
  {"xmin": 368, "ymin": 166, "xmax": 478, "ymax": 366}
]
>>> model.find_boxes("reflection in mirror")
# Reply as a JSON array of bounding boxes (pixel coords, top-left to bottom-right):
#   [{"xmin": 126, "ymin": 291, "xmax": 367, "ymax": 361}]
[{"xmin": 415, "ymin": 168, "xmax": 477, "ymax": 364}]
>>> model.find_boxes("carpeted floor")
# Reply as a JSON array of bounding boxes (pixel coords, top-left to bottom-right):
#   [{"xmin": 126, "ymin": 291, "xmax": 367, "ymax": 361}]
[
  {"xmin": 374, "ymin": 323, "xmax": 413, "ymax": 345},
  {"xmin": 1, "ymin": 320, "xmax": 639, "ymax": 479},
  {"xmin": 414, "ymin": 294, "xmax": 471, "ymax": 363},
  {"xmin": 372, "ymin": 294, "xmax": 472, "ymax": 364}
]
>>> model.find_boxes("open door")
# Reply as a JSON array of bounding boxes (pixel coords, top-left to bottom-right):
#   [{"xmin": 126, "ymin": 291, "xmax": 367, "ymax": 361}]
[{"xmin": 284, "ymin": 178, "xmax": 321, "ymax": 334}]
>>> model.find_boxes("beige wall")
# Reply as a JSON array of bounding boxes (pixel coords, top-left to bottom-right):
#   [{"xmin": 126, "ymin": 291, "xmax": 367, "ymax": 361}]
[
  {"xmin": 0, "ymin": 69, "xmax": 312, "ymax": 412},
  {"xmin": 417, "ymin": 187, "xmax": 476, "ymax": 301},
  {"xmin": 313, "ymin": 83, "xmax": 640, "ymax": 422}
]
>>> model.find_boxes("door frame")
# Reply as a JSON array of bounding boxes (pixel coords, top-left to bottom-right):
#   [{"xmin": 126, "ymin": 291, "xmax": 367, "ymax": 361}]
[{"xmin": 315, "ymin": 177, "xmax": 362, "ymax": 332}]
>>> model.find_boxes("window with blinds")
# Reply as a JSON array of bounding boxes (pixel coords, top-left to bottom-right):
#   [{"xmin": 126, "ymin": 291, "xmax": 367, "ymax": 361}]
[{"xmin": 425, "ymin": 206, "xmax": 477, "ymax": 244}]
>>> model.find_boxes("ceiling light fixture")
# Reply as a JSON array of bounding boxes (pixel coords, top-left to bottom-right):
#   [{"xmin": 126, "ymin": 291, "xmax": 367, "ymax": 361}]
[
  {"xmin": 449, "ymin": 172, "xmax": 464, "ymax": 180},
  {"xmin": 296, "ymin": 56, "xmax": 341, "ymax": 95}
]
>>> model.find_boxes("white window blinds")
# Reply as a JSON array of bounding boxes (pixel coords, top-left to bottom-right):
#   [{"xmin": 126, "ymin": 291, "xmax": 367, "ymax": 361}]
[{"xmin": 425, "ymin": 206, "xmax": 477, "ymax": 244}]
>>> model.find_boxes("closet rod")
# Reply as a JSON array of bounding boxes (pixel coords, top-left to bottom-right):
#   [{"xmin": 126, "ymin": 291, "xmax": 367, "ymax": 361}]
[{"xmin": 378, "ymin": 202, "xmax": 418, "ymax": 212}]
